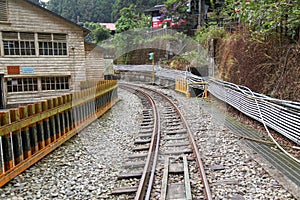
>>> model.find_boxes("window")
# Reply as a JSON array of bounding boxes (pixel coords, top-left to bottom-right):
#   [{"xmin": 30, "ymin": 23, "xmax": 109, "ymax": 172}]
[
  {"xmin": 41, "ymin": 76, "xmax": 69, "ymax": 90},
  {"xmin": 1, "ymin": 32, "xmax": 68, "ymax": 56},
  {"xmin": 38, "ymin": 33, "xmax": 67, "ymax": 56},
  {"xmin": 0, "ymin": 0, "xmax": 8, "ymax": 22},
  {"xmin": 7, "ymin": 77, "xmax": 38, "ymax": 93},
  {"xmin": 3, "ymin": 32, "xmax": 36, "ymax": 56}
]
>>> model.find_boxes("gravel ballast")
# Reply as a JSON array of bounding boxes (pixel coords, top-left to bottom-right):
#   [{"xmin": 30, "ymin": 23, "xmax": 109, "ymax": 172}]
[{"xmin": 0, "ymin": 84, "xmax": 297, "ymax": 199}]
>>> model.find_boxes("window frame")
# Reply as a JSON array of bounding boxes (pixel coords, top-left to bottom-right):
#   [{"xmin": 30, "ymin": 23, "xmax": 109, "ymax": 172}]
[
  {"xmin": 1, "ymin": 31, "xmax": 68, "ymax": 57},
  {"xmin": 41, "ymin": 76, "xmax": 70, "ymax": 91},
  {"xmin": 38, "ymin": 33, "xmax": 68, "ymax": 56},
  {"xmin": 2, "ymin": 32, "xmax": 36, "ymax": 56},
  {"xmin": 7, "ymin": 77, "xmax": 38, "ymax": 93},
  {"xmin": 7, "ymin": 76, "xmax": 70, "ymax": 93}
]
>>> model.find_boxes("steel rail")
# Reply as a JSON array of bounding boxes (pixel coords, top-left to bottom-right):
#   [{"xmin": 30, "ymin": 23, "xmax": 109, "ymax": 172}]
[
  {"xmin": 119, "ymin": 84, "xmax": 160, "ymax": 200},
  {"xmin": 137, "ymin": 85, "xmax": 213, "ymax": 200},
  {"xmin": 121, "ymin": 83, "xmax": 212, "ymax": 199}
]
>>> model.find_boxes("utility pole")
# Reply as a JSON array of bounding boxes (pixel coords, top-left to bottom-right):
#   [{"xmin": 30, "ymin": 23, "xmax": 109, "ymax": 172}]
[{"xmin": 197, "ymin": 0, "xmax": 202, "ymax": 57}]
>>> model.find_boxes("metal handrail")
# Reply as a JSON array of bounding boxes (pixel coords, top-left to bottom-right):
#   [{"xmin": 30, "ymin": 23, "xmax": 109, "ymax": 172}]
[{"xmin": 208, "ymin": 79, "xmax": 300, "ymax": 146}]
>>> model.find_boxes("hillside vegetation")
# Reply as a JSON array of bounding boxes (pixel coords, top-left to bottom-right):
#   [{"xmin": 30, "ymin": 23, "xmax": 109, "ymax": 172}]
[
  {"xmin": 216, "ymin": 31, "xmax": 300, "ymax": 102},
  {"xmin": 37, "ymin": 0, "xmax": 164, "ymax": 23},
  {"xmin": 34, "ymin": 0, "xmax": 299, "ymax": 101},
  {"xmin": 198, "ymin": 0, "xmax": 300, "ymax": 101}
]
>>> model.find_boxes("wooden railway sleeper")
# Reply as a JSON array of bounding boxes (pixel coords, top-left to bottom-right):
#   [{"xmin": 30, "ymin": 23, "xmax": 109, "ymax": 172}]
[{"xmin": 161, "ymin": 155, "xmax": 192, "ymax": 200}]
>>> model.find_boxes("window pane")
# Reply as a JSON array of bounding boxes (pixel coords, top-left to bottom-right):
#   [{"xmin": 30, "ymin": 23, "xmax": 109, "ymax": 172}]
[
  {"xmin": 14, "ymin": 41, "xmax": 19, "ymax": 48},
  {"xmin": 40, "ymin": 76, "xmax": 69, "ymax": 90},
  {"xmin": 20, "ymin": 41, "xmax": 25, "ymax": 55},
  {"xmin": 33, "ymin": 78, "xmax": 38, "ymax": 91},
  {"xmin": 39, "ymin": 42, "xmax": 43, "ymax": 55},
  {"xmin": 20, "ymin": 41, "xmax": 25, "ymax": 48},
  {"xmin": 6, "ymin": 78, "xmax": 38, "ymax": 93},
  {"xmin": 50, "ymin": 77, "xmax": 55, "ymax": 89},
  {"xmin": 25, "ymin": 41, "xmax": 30, "ymax": 48},
  {"xmin": 23, "ymin": 78, "xmax": 28, "ymax": 91},
  {"xmin": 7, "ymin": 80, "xmax": 12, "ymax": 92},
  {"xmin": 15, "ymin": 41, "xmax": 20, "ymax": 55},
  {"xmin": 13, "ymin": 85, "xmax": 17, "ymax": 92},
  {"xmin": 3, "ymin": 41, "xmax": 9, "ymax": 55}
]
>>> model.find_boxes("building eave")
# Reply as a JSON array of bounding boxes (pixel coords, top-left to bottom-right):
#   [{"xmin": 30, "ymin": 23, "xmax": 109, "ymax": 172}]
[{"xmin": 22, "ymin": 0, "xmax": 90, "ymax": 35}]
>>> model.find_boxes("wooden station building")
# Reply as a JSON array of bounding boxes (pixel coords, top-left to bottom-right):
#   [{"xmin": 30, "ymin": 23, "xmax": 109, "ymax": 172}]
[{"xmin": 0, "ymin": 0, "xmax": 105, "ymax": 108}]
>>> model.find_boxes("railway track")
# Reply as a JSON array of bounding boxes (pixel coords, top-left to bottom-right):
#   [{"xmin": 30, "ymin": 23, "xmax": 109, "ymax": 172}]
[
  {"xmin": 112, "ymin": 83, "xmax": 212, "ymax": 199},
  {"xmin": 1, "ymin": 82, "xmax": 297, "ymax": 199}
]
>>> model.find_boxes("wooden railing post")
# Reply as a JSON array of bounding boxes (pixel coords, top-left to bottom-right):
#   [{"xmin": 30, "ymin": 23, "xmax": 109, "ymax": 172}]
[
  {"xmin": 1, "ymin": 112, "xmax": 14, "ymax": 171},
  {"xmin": 10, "ymin": 109, "xmax": 24, "ymax": 165},
  {"xmin": 0, "ymin": 80, "xmax": 118, "ymax": 187},
  {"xmin": 42, "ymin": 101, "xmax": 51, "ymax": 146},
  {"xmin": 19, "ymin": 106, "xmax": 31, "ymax": 159},
  {"xmin": 35, "ymin": 102, "xmax": 45, "ymax": 150},
  {"xmin": 47, "ymin": 99, "xmax": 56, "ymax": 142},
  {"xmin": 28, "ymin": 104, "xmax": 39, "ymax": 154},
  {"xmin": 66, "ymin": 94, "xmax": 72, "ymax": 131},
  {"xmin": 58, "ymin": 96, "xmax": 65, "ymax": 136},
  {"xmin": 53, "ymin": 98, "xmax": 61, "ymax": 140},
  {"xmin": 0, "ymin": 113, "xmax": 7, "ymax": 173},
  {"xmin": 62, "ymin": 95, "xmax": 69, "ymax": 133},
  {"xmin": 70, "ymin": 94, "xmax": 76, "ymax": 129},
  {"xmin": 0, "ymin": 113, "xmax": 3, "ymax": 174}
]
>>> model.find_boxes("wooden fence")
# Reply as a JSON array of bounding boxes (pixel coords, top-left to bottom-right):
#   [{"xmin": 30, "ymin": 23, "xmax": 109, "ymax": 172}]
[{"xmin": 0, "ymin": 80, "xmax": 118, "ymax": 187}]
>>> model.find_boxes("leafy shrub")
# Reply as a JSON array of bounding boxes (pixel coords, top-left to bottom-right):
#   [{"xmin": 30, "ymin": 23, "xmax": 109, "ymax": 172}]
[{"xmin": 195, "ymin": 26, "xmax": 229, "ymax": 47}]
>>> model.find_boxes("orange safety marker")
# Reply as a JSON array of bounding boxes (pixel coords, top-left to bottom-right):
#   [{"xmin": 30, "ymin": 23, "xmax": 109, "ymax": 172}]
[{"xmin": 204, "ymin": 84, "xmax": 208, "ymax": 98}]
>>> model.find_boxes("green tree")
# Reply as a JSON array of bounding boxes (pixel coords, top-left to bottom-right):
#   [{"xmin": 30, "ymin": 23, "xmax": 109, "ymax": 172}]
[
  {"xmin": 84, "ymin": 22, "xmax": 111, "ymax": 44},
  {"xmin": 160, "ymin": 0, "xmax": 199, "ymax": 33},
  {"xmin": 222, "ymin": 0, "xmax": 300, "ymax": 41},
  {"xmin": 46, "ymin": 0, "xmax": 78, "ymax": 22},
  {"xmin": 163, "ymin": 0, "xmax": 190, "ymax": 22},
  {"xmin": 115, "ymin": 5, "xmax": 151, "ymax": 33},
  {"xmin": 46, "ymin": 0, "xmax": 116, "ymax": 23},
  {"xmin": 112, "ymin": 0, "xmax": 164, "ymax": 21}
]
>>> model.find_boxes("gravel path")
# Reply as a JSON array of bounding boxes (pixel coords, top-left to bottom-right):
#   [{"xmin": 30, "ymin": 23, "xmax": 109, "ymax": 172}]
[{"xmin": 0, "ymin": 84, "xmax": 297, "ymax": 199}]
